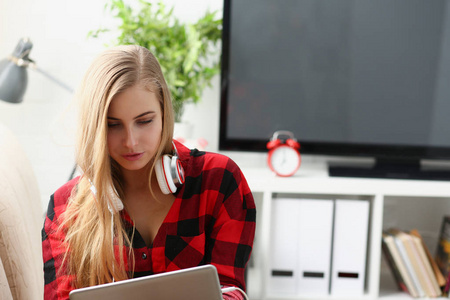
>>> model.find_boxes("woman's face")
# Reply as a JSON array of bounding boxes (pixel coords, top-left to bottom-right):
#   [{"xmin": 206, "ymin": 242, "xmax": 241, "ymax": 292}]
[{"xmin": 107, "ymin": 84, "xmax": 163, "ymax": 173}]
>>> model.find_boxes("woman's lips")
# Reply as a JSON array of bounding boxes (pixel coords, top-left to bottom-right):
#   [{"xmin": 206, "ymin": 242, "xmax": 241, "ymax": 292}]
[{"xmin": 122, "ymin": 152, "xmax": 144, "ymax": 161}]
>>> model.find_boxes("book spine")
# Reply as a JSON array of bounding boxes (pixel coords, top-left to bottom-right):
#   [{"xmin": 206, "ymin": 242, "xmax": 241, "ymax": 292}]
[
  {"xmin": 382, "ymin": 236, "xmax": 408, "ymax": 293},
  {"xmin": 394, "ymin": 235, "xmax": 425, "ymax": 297}
]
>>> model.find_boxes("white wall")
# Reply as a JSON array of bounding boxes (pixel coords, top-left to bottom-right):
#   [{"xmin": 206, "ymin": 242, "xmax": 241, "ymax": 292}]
[{"xmin": 0, "ymin": 0, "xmax": 225, "ymax": 211}]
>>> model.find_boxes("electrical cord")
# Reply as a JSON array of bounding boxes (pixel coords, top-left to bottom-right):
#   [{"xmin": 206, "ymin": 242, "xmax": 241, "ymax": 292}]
[{"xmin": 221, "ymin": 286, "xmax": 249, "ymax": 300}]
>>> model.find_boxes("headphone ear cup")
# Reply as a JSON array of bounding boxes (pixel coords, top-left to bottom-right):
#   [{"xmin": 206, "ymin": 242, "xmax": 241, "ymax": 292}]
[
  {"xmin": 155, "ymin": 155, "xmax": 178, "ymax": 194},
  {"xmin": 267, "ymin": 139, "xmax": 281, "ymax": 150},
  {"xmin": 286, "ymin": 139, "xmax": 300, "ymax": 149}
]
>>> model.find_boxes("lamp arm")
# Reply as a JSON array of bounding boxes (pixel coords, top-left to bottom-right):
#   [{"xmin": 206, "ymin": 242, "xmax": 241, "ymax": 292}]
[
  {"xmin": 7, "ymin": 54, "xmax": 74, "ymax": 94},
  {"xmin": 31, "ymin": 64, "xmax": 74, "ymax": 94}
]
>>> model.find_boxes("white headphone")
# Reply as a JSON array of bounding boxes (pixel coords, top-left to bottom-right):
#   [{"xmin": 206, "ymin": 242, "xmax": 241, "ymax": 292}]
[{"xmin": 154, "ymin": 147, "xmax": 185, "ymax": 195}]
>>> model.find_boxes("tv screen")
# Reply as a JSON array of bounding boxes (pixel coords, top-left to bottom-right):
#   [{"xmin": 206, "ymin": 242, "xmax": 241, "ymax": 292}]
[{"xmin": 219, "ymin": 0, "xmax": 450, "ymax": 179}]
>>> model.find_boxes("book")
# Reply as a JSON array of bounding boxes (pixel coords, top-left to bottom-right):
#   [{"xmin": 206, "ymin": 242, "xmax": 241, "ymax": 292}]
[
  {"xmin": 409, "ymin": 232, "xmax": 441, "ymax": 297},
  {"xmin": 396, "ymin": 229, "xmax": 436, "ymax": 297},
  {"xmin": 382, "ymin": 232, "xmax": 415, "ymax": 296},
  {"xmin": 410, "ymin": 229, "xmax": 446, "ymax": 288},
  {"xmin": 436, "ymin": 216, "xmax": 450, "ymax": 294},
  {"xmin": 384, "ymin": 228, "xmax": 448, "ymax": 298},
  {"xmin": 388, "ymin": 228, "xmax": 425, "ymax": 297}
]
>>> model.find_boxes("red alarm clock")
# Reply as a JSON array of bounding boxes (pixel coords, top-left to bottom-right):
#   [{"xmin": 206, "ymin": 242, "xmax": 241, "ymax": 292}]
[{"xmin": 267, "ymin": 131, "xmax": 301, "ymax": 177}]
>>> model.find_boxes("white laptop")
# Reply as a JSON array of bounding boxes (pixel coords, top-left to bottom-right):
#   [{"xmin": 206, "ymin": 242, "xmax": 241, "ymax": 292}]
[{"xmin": 69, "ymin": 264, "xmax": 223, "ymax": 300}]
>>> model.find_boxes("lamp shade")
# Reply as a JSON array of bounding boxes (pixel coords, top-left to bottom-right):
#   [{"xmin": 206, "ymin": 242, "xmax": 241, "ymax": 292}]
[{"xmin": 0, "ymin": 38, "xmax": 33, "ymax": 104}]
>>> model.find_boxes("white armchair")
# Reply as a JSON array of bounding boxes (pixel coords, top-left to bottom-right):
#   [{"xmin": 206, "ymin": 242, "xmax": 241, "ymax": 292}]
[{"xmin": 0, "ymin": 123, "xmax": 43, "ymax": 299}]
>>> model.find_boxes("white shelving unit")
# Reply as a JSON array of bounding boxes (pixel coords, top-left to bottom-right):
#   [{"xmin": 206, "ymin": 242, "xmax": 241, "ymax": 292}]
[{"xmin": 242, "ymin": 162, "xmax": 450, "ymax": 300}]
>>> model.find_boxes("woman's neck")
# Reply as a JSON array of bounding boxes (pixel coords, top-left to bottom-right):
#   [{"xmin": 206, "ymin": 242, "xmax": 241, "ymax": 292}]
[{"xmin": 120, "ymin": 163, "xmax": 152, "ymax": 192}]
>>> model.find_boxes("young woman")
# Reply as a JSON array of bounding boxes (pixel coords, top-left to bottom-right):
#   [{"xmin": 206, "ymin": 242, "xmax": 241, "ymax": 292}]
[{"xmin": 42, "ymin": 45, "xmax": 256, "ymax": 300}]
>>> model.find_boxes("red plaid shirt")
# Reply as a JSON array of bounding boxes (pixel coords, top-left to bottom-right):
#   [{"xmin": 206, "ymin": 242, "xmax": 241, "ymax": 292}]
[{"xmin": 42, "ymin": 141, "xmax": 256, "ymax": 300}]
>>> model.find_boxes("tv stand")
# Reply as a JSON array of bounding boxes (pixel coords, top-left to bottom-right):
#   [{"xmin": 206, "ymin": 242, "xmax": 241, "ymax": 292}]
[
  {"xmin": 238, "ymin": 165, "xmax": 450, "ymax": 300},
  {"xmin": 329, "ymin": 158, "xmax": 450, "ymax": 181}
]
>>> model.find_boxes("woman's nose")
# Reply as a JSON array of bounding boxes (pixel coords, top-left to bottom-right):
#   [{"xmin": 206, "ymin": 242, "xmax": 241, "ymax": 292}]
[{"xmin": 124, "ymin": 127, "xmax": 138, "ymax": 148}]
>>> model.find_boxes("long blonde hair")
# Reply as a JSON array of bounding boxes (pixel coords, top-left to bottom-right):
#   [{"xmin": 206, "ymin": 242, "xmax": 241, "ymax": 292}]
[{"xmin": 59, "ymin": 45, "xmax": 174, "ymax": 288}]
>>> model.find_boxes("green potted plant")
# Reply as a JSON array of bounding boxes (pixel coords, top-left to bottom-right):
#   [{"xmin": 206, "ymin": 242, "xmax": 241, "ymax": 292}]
[{"xmin": 89, "ymin": 0, "xmax": 222, "ymax": 123}]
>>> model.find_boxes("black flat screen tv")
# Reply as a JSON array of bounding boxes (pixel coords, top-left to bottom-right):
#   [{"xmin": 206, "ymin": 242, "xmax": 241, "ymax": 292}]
[{"xmin": 219, "ymin": 0, "xmax": 450, "ymax": 180}]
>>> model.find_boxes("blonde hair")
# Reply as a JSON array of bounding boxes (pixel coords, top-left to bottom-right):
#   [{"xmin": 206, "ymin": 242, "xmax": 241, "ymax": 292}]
[{"xmin": 59, "ymin": 45, "xmax": 174, "ymax": 288}]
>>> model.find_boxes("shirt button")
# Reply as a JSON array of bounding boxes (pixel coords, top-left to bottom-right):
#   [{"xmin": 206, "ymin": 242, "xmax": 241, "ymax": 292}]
[{"xmin": 142, "ymin": 253, "xmax": 147, "ymax": 260}]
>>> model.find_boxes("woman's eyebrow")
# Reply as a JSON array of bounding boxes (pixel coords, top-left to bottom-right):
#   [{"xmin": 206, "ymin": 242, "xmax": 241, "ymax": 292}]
[
  {"xmin": 107, "ymin": 111, "xmax": 156, "ymax": 120},
  {"xmin": 134, "ymin": 111, "xmax": 155, "ymax": 119}
]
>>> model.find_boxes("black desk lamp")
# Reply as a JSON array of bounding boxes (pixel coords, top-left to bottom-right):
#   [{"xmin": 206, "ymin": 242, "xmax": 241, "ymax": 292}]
[
  {"xmin": 0, "ymin": 37, "xmax": 73, "ymax": 103},
  {"xmin": 0, "ymin": 37, "xmax": 77, "ymax": 179}
]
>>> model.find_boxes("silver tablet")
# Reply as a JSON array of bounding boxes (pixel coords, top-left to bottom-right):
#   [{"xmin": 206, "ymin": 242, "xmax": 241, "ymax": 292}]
[{"xmin": 69, "ymin": 264, "xmax": 223, "ymax": 300}]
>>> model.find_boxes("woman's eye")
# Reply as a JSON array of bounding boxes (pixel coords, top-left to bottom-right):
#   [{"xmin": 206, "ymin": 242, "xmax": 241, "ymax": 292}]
[
  {"xmin": 107, "ymin": 123, "xmax": 120, "ymax": 128},
  {"xmin": 138, "ymin": 119, "xmax": 153, "ymax": 125}
]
